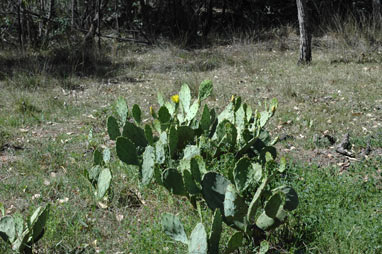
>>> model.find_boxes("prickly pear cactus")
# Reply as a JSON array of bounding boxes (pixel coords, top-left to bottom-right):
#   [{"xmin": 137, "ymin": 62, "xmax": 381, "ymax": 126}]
[
  {"xmin": 98, "ymin": 80, "xmax": 299, "ymax": 253},
  {"xmin": 85, "ymin": 146, "xmax": 113, "ymax": 203},
  {"xmin": 0, "ymin": 205, "xmax": 50, "ymax": 253},
  {"xmin": 162, "ymin": 213, "xmax": 189, "ymax": 244},
  {"xmin": 161, "ymin": 213, "xmax": 215, "ymax": 254}
]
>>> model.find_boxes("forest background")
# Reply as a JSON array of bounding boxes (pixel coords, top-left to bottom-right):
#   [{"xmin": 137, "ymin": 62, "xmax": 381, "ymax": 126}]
[{"xmin": 1, "ymin": 0, "xmax": 382, "ymax": 253}]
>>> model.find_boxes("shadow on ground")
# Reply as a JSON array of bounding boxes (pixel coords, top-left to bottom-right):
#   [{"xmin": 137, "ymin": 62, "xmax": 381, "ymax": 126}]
[{"xmin": 0, "ymin": 46, "xmax": 127, "ymax": 82}]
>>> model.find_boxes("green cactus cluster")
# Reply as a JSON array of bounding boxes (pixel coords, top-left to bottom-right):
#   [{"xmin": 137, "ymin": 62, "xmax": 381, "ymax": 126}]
[
  {"xmin": 97, "ymin": 80, "xmax": 298, "ymax": 253},
  {"xmin": 85, "ymin": 147, "xmax": 113, "ymax": 202},
  {"xmin": 0, "ymin": 205, "xmax": 50, "ymax": 254},
  {"xmin": 161, "ymin": 210, "xmax": 221, "ymax": 254}
]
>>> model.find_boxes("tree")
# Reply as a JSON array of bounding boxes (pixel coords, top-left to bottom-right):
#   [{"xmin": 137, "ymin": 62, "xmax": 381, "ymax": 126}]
[
  {"xmin": 372, "ymin": 0, "xmax": 381, "ymax": 24},
  {"xmin": 0, "ymin": 0, "xmax": 379, "ymax": 50},
  {"xmin": 296, "ymin": 0, "xmax": 311, "ymax": 64}
]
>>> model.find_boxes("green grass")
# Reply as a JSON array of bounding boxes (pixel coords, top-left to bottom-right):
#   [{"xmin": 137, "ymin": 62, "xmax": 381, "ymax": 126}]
[
  {"xmin": 271, "ymin": 157, "xmax": 382, "ymax": 253},
  {"xmin": 1, "ymin": 32, "xmax": 382, "ymax": 253}
]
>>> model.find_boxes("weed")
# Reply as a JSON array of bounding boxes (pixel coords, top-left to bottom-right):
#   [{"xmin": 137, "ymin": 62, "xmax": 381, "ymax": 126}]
[
  {"xmin": 0, "ymin": 128, "xmax": 11, "ymax": 149},
  {"xmin": 15, "ymin": 98, "xmax": 41, "ymax": 116}
]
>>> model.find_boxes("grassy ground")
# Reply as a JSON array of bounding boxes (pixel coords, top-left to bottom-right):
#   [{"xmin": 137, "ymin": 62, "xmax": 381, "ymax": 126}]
[{"xmin": 1, "ymin": 33, "xmax": 382, "ymax": 253}]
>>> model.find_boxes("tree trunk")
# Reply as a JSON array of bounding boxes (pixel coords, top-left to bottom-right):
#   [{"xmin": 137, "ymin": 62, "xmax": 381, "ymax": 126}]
[
  {"xmin": 44, "ymin": 0, "xmax": 55, "ymax": 43},
  {"xmin": 222, "ymin": 0, "xmax": 226, "ymax": 16},
  {"xmin": 17, "ymin": 0, "xmax": 24, "ymax": 52},
  {"xmin": 373, "ymin": 0, "xmax": 381, "ymax": 24},
  {"xmin": 203, "ymin": 0, "xmax": 213, "ymax": 38},
  {"xmin": 114, "ymin": 0, "xmax": 119, "ymax": 33},
  {"xmin": 38, "ymin": 0, "xmax": 45, "ymax": 38},
  {"xmin": 97, "ymin": 0, "xmax": 101, "ymax": 50},
  {"xmin": 71, "ymin": 0, "xmax": 76, "ymax": 29},
  {"xmin": 27, "ymin": 18, "xmax": 32, "ymax": 45},
  {"xmin": 296, "ymin": 0, "xmax": 311, "ymax": 64},
  {"xmin": 83, "ymin": 17, "xmax": 96, "ymax": 49}
]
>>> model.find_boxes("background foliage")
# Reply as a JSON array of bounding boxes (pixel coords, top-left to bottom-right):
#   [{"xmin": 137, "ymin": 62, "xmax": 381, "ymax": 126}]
[{"xmin": 1, "ymin": 0, "xmax": 381, "ymax": 48}]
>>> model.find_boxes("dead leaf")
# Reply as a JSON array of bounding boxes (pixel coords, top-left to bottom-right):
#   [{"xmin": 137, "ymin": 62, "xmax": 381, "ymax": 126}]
[
  {"xmin": 58, "ymin": 197, "xmax": 69, "ymax": 204},
  {"xmin": 116, "ymin": 214, "xmax": 124, "ymax": 222},
  {"xmin": 97, "ymin": 202, "xmax": 108, "ymax": 209},
  {"xmin": 32, "ymin": 194, "xmax": 41, "ymax": 200}
]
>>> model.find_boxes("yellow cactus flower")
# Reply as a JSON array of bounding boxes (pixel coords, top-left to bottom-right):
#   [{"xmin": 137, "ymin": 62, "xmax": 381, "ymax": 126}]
[
  {"xmin": 230, "ymin": 95, "xmax": 235, "ymax": 102},
  {"xmin": 150, "ymin": 106, "xmax": 154, "ymax": 115},
  {"xmin": 171, "ymin": 94, "xmax": 179, "ymax": 104},
  {"xmin": 271, "ymin": 105, "xmax": 276, "ymax": 113}
]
